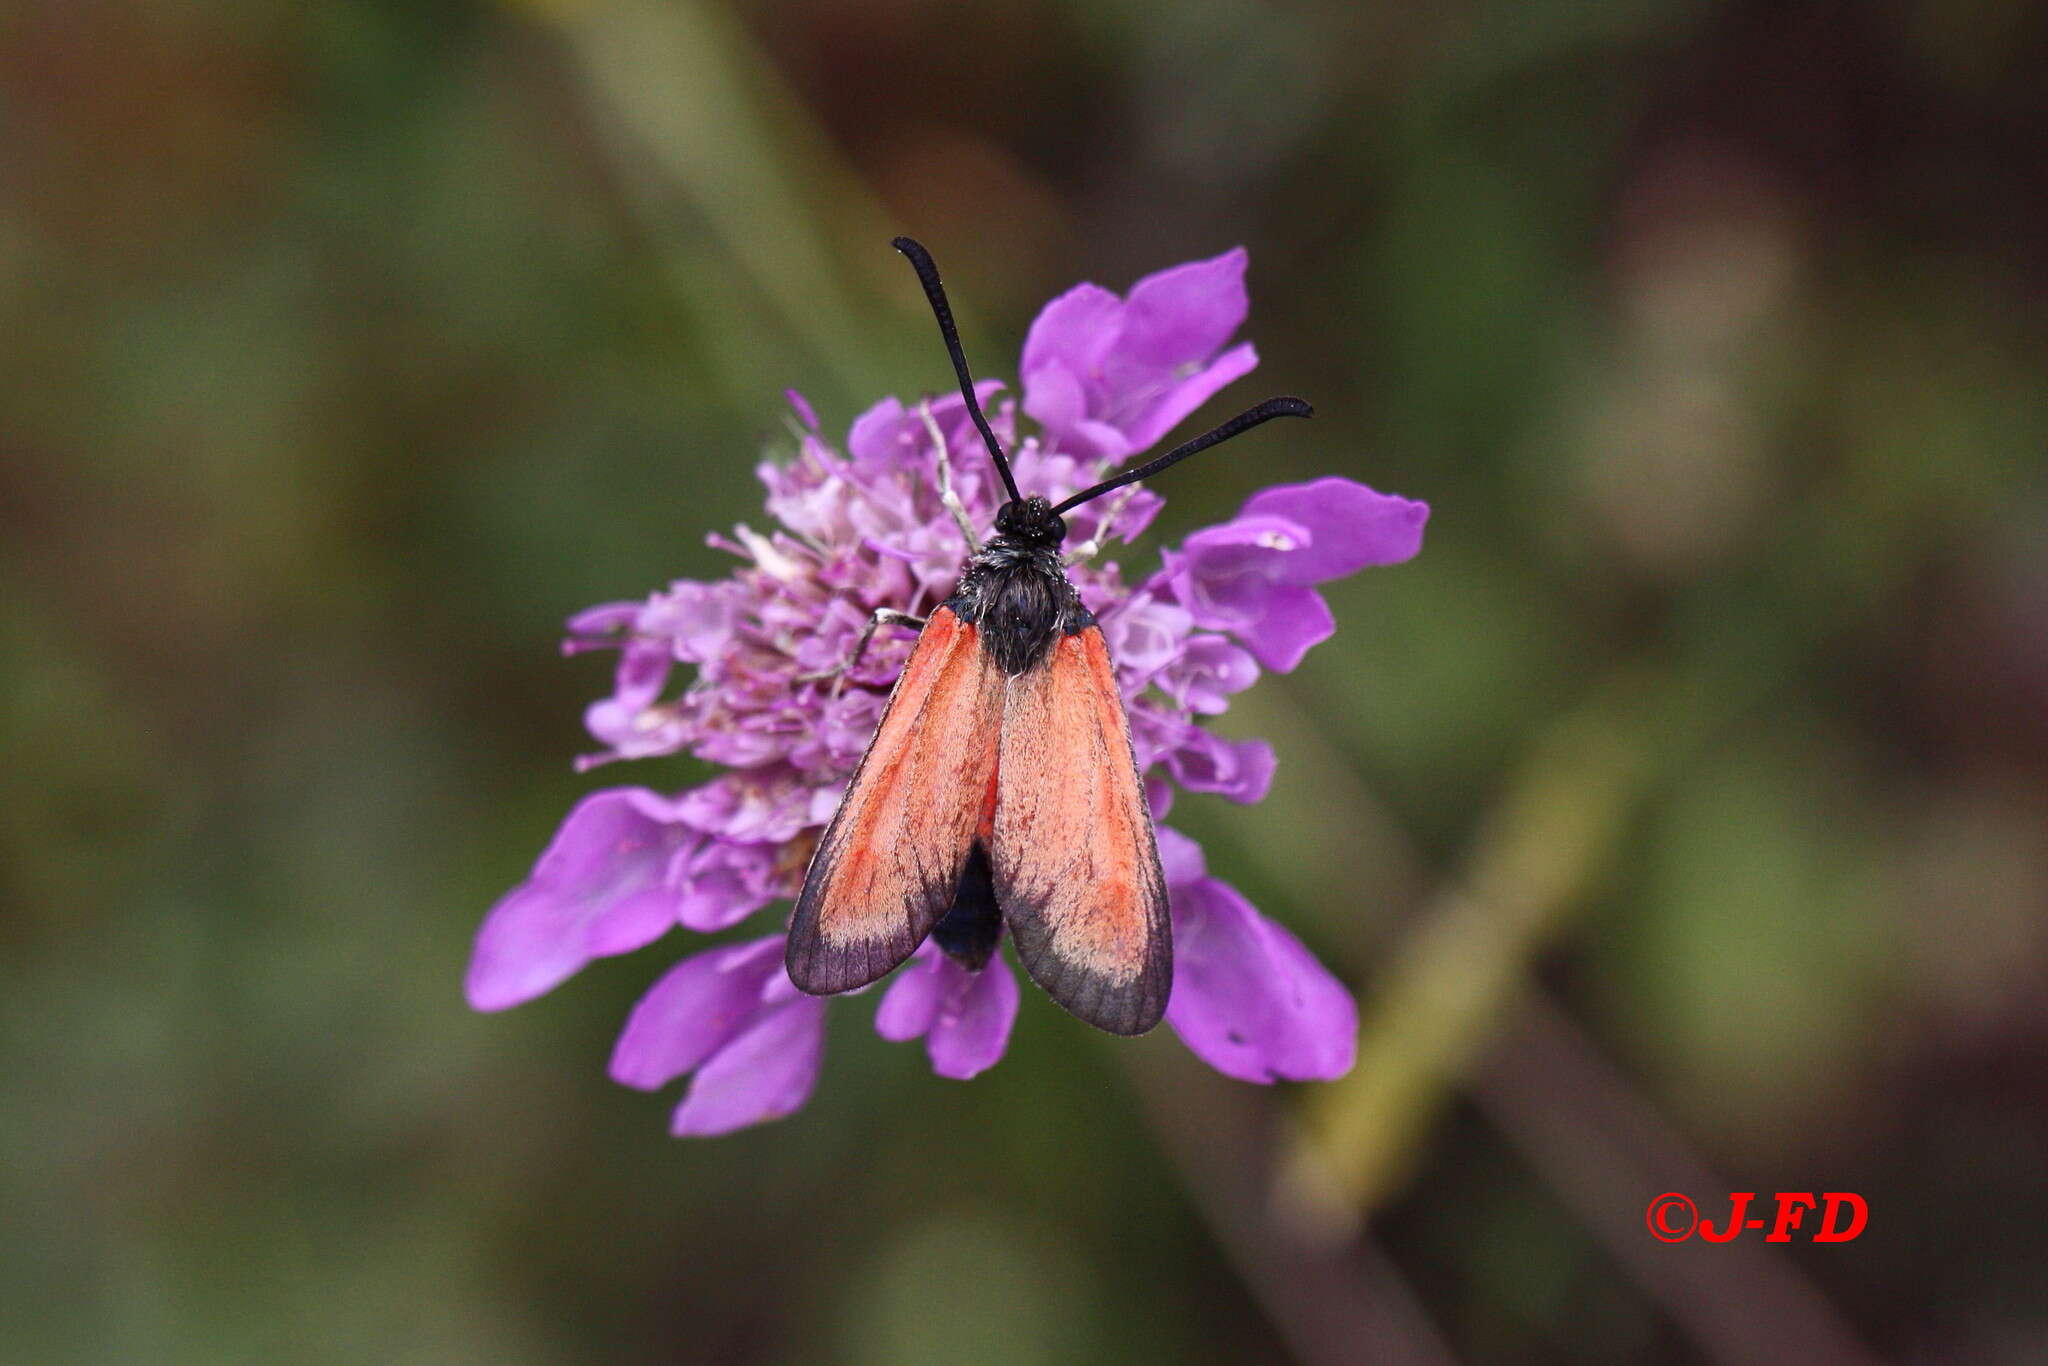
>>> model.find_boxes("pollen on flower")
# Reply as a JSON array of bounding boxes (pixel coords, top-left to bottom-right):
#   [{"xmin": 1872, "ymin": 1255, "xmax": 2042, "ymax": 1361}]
[{"xmin": 467, "ymin": 247, "xmax": 1428, "ymax": 1135}]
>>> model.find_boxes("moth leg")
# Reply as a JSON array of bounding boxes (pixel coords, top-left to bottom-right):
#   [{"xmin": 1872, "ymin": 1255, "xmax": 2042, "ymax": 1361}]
[
  {"xmin": 919, "ymin": 400, "xmax": 981, "ymax": 554},
  {"xmin": 846, "ymin": 608, "xmax": 926, "ymax": 674},
  {"xmin": 1063, "ymin": 484, "xmax": 1140, "ymax": 565},
  {"xmin": 801, "ymin": 607, "xmax": 927, "ymax": 693}
]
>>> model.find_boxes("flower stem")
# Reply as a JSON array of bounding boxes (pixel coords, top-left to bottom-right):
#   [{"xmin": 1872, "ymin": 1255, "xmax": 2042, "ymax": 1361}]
[
  {"xmin": 540, "ymin": 0, "xmax": 904, "ymax": 403},
  {"xmin": 1293, "ymin": 666, "xmax": 1664, "ymax": 1212}
]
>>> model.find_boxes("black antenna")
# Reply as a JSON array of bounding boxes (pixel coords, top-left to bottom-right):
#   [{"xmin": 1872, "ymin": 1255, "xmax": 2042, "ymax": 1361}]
[
  {"xmin": 890, "ymin": 236, "xmax": 1021, "ymax": 504},
  {"xmin": 1050, "ymin": 397, "xmax": 1313, "ymax": 516}
]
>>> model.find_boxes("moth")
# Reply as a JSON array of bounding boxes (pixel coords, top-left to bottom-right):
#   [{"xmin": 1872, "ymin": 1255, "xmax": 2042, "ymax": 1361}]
[{"xmin": 785, "ymin": 237, "xmax": 1310, "ymax": 1035}]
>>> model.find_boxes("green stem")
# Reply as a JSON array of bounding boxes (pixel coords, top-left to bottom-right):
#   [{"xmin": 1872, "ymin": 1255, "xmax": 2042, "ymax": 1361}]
[
  {"xmin": 544, "ymin": 0, "xmax": 903, "ymax": 403},
  {"xmin": 1293, "ymin": 667, "xmax": 1665, "ymax": 1210}
]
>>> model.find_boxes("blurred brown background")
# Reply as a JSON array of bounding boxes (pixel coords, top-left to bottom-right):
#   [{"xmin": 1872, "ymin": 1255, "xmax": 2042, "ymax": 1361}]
[{"xmin": 3, "ymin": 1, "xmax": 2046, "ymax": 1362}]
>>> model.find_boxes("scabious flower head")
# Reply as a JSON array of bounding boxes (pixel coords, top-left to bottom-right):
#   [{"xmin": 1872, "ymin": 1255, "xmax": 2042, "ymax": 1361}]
[{"xmin": 467, "ymin": 247, "xmax": 1429, "ymax": 1135}]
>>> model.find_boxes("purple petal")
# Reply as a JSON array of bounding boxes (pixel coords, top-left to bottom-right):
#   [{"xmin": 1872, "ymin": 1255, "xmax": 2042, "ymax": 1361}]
[
  {"xmin": 563, "ymin": 600, "xmax": 640, "ymax": 649},
  {"xmin": 1168, "ymin": 511, "xmax": 1340, "ymax": 666},
  {"xmin": 672, "ymin": 838, "xmax": 780, "ymax": 931},
  {"xmin": 926, "ymin": 958, "xmax": 1020, "ymax": 1080},
  {"xmin": 1236, "ymin": 583, "xmax": 1336, "ymax": 673},
  {"xmin": 1155, "ymin": 824, "xmax": 1208, "ymax": 888},
  {"xmin": 1157, "ymin": 635, "xmax": 1260, "ymax": 714},
  {"xmin": 846, "ymin": 396, "xmax": 914, "ymax": 468},
  {"xmin": 639, "ymin": 581, "xmax": 742, "ymax": 663},
  {"xmin": 1120, "ymin": 341, "xmax": 1260, "ymax": 455},
  {"xmin": 1165, "ymin": 515, "xmax": 1314, "ymax": 633},
  {"xmin": 611, "ymin": 637, "xmax": 675, "ymax": 709},
  {"xmin": 1104, "ymin": 592, "xmax": 1194, "ymax": 686},
  {"xmin": 785, "ymin": 388, "xmax": 819, "ymax": 432},
  {"xmin": 874, "ymin": 950, "xmax": 1021, "ymax": 1080},
  {"xmin": 465, "ymin": 789, "xmax": 696, "ymax": 1011},
  {"xmin": 1239, "ymin": 478, "xmax": 1431, "ymax": 583},
  {"xmin": 1098, "ymin": 484, "xmax": 1164, "ymax": 542},
  {"xmin": 1060, "ymin": 481, "xmax": 1163, "ymax": 551},
  {"xmin": 670, "ymin": 995, "xmax": 829, "ymax": 1136},
  {"xmin": 672, "ymin": 774, "xmax": 817, "ymax": 844},
  {"xmin": 1021, "ymin": 282, "xmax": 1123, "ymax": 394},
  {"xmin": 1023, "ymin": 357, "xmax": 1133, "ymax": 456},
  {"xmin": 1166, "ymin": 879, "xmax": 1357, "ymax": 1083},
  {"xmin": 1018, "ymin": 358, "xmax": 1094, "ymax": 452},
  {"xmin": 1117, "ymin": 247, "xmax": 1250, "ymax": 371},
  {"xmin": 1126, "ymin": 698, "xmax": 1189, "ymax": 772},
  {"xmin": 580, "ymin": 633, "xmax": 689, "ymax": 762},
  {"xmin": 874, "ymin": 952, "xmax": 946, "ymax": 1042},
  {"xmin": 1145, "ymin": 776, "xmax": 1176, "ymax": 821},
  {"xmin": 1173, "ymin": 516, "xmax": 1312, "ymax": 601},
  {"xmin": 1164, "ymin": 478, "xmax": 1426, "ymax": 673},
  {"xmin": 1075, "ymin": 417, "xmax": 1136, "ymax": 460},
  {"xmin": 940, "ymin": 380, "xmax": 1011, "ymax": 453},
  {"xmin": 608, "ymin": 936, "xmax": 785, "ymax": 1089},
  {"xmin": 847, "ymin": 382, "xmax": 1007, "ymax": 472},
  {"xmin": 582, "ymin": 698, "xmax": 688, "ymax": 764},
  {"xmin": 1166, "ymin": 730, "xmax": 1276, "ymax": 805}
]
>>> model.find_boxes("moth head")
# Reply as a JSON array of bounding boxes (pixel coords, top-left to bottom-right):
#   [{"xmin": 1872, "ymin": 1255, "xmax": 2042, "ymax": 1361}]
[{"xmin": 994, "ymin": 496, "xmax": 1066, "ymax": 547}]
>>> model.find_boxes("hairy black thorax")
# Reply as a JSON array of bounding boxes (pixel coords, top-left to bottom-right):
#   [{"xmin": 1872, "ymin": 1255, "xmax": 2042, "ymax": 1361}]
[{"xmin": 945, "ymin": 496, "xmax": 1096, "ymax": 676}]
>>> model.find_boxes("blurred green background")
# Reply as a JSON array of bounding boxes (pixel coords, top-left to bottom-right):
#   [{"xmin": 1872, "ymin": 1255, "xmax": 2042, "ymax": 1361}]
[{"xmin": 4, "ymin": 1, "xmax": 2046, "ymax": 1362}]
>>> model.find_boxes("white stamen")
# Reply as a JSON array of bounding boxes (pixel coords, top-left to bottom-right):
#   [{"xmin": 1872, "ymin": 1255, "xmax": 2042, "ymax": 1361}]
[{"xmin": 734, "ymin": 524, "xmax": 803, "ymax": 581}]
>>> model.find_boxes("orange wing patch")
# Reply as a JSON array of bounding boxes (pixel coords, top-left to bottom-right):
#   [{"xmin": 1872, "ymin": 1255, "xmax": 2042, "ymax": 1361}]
[
  {"xmin": 991, "ymin": 626, "xmax": 1170, "ymax": 1035},
  {"xmin": 787, "ymin": 606, "xmax": 1005, "ymax": 994}
]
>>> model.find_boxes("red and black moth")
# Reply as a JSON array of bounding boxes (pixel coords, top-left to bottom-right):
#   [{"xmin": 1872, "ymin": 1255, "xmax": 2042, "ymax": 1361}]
[{"xmin": 785, "ymin": 238, "xmax": 1311, "ymax": 1036}]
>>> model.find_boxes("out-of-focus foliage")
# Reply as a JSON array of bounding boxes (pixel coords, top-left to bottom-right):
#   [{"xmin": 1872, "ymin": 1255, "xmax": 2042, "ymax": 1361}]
[{"xmin": 3, "ymin": 1, "xmax": 2045, "ymax": 1362}]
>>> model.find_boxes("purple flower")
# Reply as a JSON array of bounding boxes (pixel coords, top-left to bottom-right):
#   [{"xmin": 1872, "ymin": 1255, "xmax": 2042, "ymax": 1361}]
[{"xmin": 469, "ymin": 248, "xmax": 1427, "ymax": 1133}]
